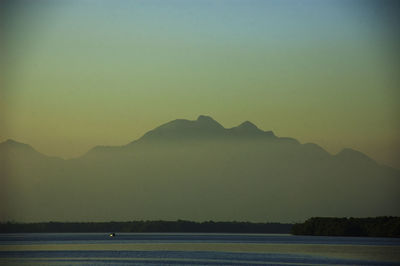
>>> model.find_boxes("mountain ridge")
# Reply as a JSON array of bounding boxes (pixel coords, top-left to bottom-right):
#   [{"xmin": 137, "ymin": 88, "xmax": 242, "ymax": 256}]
[
  {"xmin": 80, "ymin": 115, "xmax": 375, "ymax": 164},
  {"xmin": 1, "ymin": 115, "xmax": 399, "ymax": 222},
  {"xmin": 0, "ymin": 115, "xmax": 388, "ymax": 166}
]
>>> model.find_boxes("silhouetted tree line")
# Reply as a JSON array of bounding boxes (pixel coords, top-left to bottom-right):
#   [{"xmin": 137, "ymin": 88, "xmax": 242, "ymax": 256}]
[
  {"xmin": 291, "ymin": 217, "xmax": 400, "ymax": 237},
  {"xmin": 0, "ymin": 220, "xmax": 292, "ymax": 233}
]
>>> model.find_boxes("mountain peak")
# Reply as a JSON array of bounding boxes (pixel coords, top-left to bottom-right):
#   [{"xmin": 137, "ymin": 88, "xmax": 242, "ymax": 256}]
[
  {"xmin": 196, "ymin": 115, "xmax": 224, "ymax": 129},
  {"xmin": 237, "ymin": 121, "xmax": 259, "ymax": 130},
  {"xmin": 197, "ymin": 115, "xmax": 213, "ymax": 121},
  {"xmin": 335, "ymin": 148, "xmax": 376, "ymax": 164},
  {"xmin": 3, "ymin": 139, "xmax": 19, "ymax": 145},
  {"xmin": 0, "ymin": 139, "xmax": 49, "ymax": 159},
  {"xmin": 1, "ymin": 139, "xmax": 31, "ymax": 149},
  {"xmin": 230, "ymin": 120, "xmax": 270, "ymax": 136}
]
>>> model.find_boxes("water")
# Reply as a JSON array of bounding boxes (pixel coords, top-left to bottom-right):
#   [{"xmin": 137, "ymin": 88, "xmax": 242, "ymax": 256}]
[{"xmin": 1, "ymin": 233, "xmax": 399, "ymax": 265}]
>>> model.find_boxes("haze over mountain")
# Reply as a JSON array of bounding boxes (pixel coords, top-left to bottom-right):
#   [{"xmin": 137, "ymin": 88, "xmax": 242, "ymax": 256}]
[{"xmin": 1, "ymin": 115, "xmax": 399, "ymax": 222}]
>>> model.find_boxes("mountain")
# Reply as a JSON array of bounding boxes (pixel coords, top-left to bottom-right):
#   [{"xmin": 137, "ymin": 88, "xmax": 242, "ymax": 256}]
[
  {"xmin": 0, "ymin": 139, "xmax": 43, "ymax": 158},
  {"xmin": 1, "ymin": 115, "xmax": 399, "ymax": 222},
  {"xmin": 87, "ymin": 115, "xmax": 284, "ymax": 155},
  {"xmin": 133, "ymin": 115, "xmax": 276, "ymax": 143}
]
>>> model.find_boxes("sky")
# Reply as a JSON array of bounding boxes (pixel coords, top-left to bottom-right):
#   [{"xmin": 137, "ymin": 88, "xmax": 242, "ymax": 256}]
[{"xmin": 1, "ymin": 0, "xmax": 399, "ymax": 168}]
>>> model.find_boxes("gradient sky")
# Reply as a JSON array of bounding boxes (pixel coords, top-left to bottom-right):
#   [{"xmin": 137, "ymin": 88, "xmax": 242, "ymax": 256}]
[{"xmin": 1, "ymin": 0, "xmax": 399, "ymax": 168}]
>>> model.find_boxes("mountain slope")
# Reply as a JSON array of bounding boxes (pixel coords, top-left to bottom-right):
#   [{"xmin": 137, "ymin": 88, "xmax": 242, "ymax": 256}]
[{"xmin": 1, "ymin": 116, "xmax": 399, "ymax": 222}]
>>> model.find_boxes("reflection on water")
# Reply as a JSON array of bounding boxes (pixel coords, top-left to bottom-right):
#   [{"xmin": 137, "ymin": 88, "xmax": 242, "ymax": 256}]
[
  {"xmin": 1, "ymin": 250, "xmax": 398, "ymax": 265},
  {"xmin": 2, "ymin": 233, "xmax": 400, "ymax": 246},
  {"xmin": 1, "ymin": 233, "xmax": 399, "ymax": 265}
]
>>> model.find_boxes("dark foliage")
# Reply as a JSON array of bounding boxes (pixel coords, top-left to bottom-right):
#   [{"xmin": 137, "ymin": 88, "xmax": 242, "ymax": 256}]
[
  {"xmin": 291, "ymin": 217, "xmax": 400, "ymax": 237},
  {"xmin": 0, "ymin": 220, "xmax": 292, "ymax": 234}
]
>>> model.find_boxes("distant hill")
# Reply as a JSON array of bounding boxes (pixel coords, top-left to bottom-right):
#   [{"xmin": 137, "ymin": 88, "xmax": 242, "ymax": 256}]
[
  {"xmin": 291, "ymin": 217, "xmax": 400, "ymax": 237},
  {"xmin": 1, "ymin": 115, "xmax": 399, "ymax": 222},
  {"xmin": 0, "ymin": 220, "xmax": 292, "ymax": 234}
]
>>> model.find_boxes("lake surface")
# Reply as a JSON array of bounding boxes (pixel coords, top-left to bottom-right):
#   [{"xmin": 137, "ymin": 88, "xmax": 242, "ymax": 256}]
[{"xmin": 1, "ymin": 233, "xmax": 399, "ymax": 265}]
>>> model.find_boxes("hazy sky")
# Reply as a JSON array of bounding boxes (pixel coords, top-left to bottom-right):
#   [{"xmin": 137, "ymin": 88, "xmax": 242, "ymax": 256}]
[{"xmin": 1, "ymin": 0, "xmax": 399, "ymax": 168}]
